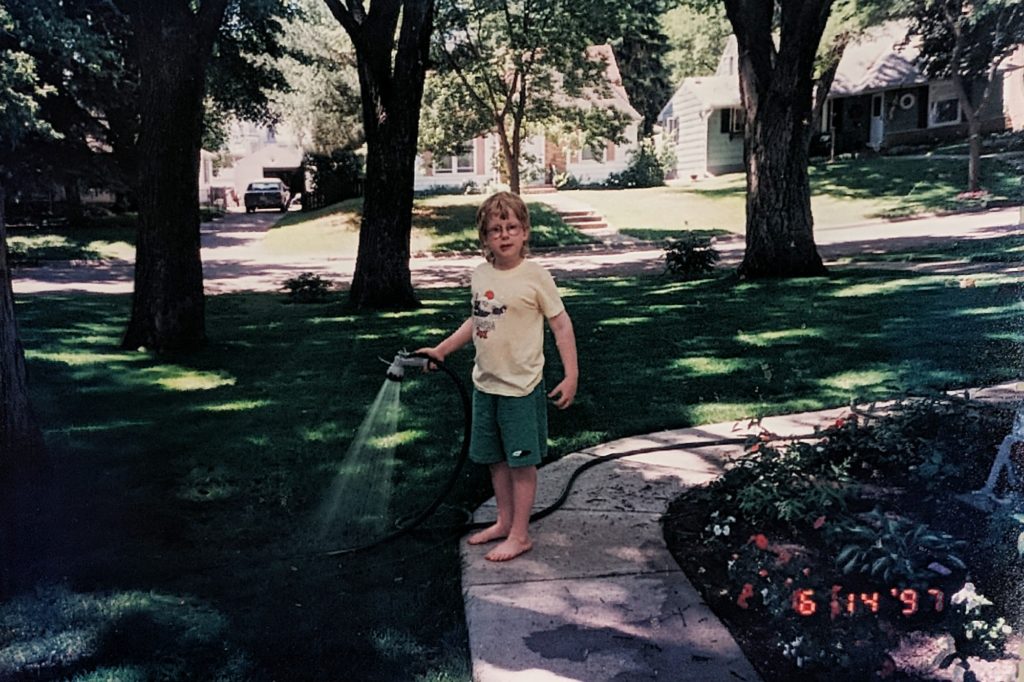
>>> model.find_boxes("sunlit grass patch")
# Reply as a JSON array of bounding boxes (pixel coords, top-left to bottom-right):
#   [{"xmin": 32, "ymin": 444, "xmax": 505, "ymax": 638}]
[
  {"xmin": 670, "ymin": 356, "xmax": 750, "ymax": 376},
  {"xmin": 142, "ymin": 367, "xmax": 236, "ymax": 391},
  {"xmin": 830, "ymin": 276, "xmax": 945, "ymax": 298},
  {"xmin": 195, "ymin": 399, "xmax": 274, "ymax": 412},
  {"xmin": 820, "ymin": 369, "xmax": 894, "ymax": 391},
  {"xmin": 736, "ymin": 327, "xmax": 824, "ymax": 346},
  {"xmin": 25, "ymin": 349, "xmax": 140, "ymax": 366}
]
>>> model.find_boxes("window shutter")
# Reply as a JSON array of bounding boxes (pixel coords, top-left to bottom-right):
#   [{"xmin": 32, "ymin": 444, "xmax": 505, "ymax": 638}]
[{"xmin": 720, "ymin": 109, "xmax": 731, "ymax": 134}]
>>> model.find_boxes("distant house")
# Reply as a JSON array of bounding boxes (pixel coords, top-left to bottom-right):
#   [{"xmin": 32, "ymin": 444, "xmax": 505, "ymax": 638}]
[
  {"xmin": 824, "ymin": 22, "xmax": 1022, "ymax": 154},
  {"xmin": 658, "ymin": 23, "xmax": 1024, "ymax": 179},
  {"xmin": 656, "ymin": 38, "xmax": 745, "ymax": 180},
  {"xmin": 414, "ymin": 44, "xmax": 643, "ymax": 191},
  {"xmin": 199, "ymin": 121, "xmax": 305, "ymax": 206}
]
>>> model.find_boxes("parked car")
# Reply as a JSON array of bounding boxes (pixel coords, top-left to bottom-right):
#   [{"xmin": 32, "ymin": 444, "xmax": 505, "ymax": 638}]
[{"xmin": 244, "ymin": 179, "xmax": 290, "ymax": 213}]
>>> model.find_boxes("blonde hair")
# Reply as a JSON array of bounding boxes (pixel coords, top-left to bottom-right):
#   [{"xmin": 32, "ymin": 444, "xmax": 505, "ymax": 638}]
[{"xmin": 476, "ymin": 191, "xmax": 531, "ymax": 263}]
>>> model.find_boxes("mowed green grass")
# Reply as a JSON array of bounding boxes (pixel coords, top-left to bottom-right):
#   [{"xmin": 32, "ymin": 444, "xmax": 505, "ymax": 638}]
[
  {"xmin": 5, "ymin": 266, "xmax": 1023, "ymax": 680},
  {"xmin": 578, "ymin": 155, "xmax": 1023, "ymax": 237}
]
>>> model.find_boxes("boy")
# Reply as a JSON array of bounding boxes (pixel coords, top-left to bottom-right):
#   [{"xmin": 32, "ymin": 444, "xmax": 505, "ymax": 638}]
[{"xmin": 419, "ymin": 192, "xmax": 578, "ymax": 562}]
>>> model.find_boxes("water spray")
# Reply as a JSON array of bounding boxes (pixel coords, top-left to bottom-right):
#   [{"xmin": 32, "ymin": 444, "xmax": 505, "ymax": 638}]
[{"xmin": 324, "ymin": 351, "xmax": 471, "ymax": 556}]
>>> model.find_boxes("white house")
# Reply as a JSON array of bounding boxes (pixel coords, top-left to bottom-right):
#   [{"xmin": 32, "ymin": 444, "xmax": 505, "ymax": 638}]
[
  {"xmin": 659, "ymin": 23, "xmax": 1024, "ymax": 179},
  {"xmin": 199, "ymin": 121, "xmax": 304, "ymax": 206},
  {"xmin": 414, "ymin": 44, "xmax": 643, "ymax": 191}
]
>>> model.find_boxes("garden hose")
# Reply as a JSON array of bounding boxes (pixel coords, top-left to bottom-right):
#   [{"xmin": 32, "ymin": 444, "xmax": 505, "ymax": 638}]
[
  {"xmin": 324, "ymin": 378, "xmax": 1011, "ymax": 557},
  {"xmin": 325, "ymin": 352, "xmax": 471, "ymax": 557}
]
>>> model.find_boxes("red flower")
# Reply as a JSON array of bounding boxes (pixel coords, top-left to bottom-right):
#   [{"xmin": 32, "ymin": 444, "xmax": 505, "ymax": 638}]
[
  {"xmin": 813, "ymin": 516, "xmax": 826, "ymax": 530},
  {"xmin": 749, "ymin": 443, "xmax": 761, "ymax": 453},
  {"xmin": 485, "ymin": 290, "xmax": 495, "ymax": 300},
  {"xmin": 833, "ymin": 418, "xmax": 846, "ymax": 429},
  {"xmin": 749, "ymin": 534, "xmax": 769, "ymax": 550},
  {"xmin": 737, "ymin": 583, "xmax": 754, "ymax": 609},
  {"xmin": 758, "ymin": 569, "xmax": 769, "ymax": 577}
]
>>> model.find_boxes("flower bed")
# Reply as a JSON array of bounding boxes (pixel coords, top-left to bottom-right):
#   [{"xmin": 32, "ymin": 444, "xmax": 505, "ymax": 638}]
[{"xmin": 663, "ymin": 398, "xmax": 1024, "ymax": 681}]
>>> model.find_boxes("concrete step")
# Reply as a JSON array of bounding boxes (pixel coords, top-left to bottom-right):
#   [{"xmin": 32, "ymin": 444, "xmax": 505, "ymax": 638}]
[{"xmin": 522, "ymin": 184, "xmax": 557, "ymax": 194}]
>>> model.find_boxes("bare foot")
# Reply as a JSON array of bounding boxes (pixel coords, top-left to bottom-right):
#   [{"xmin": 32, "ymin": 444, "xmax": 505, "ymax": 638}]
[
  {"xmin": 484, "ymin": 537, "xmax": 532, "ymax": 562},
  {"xmin": 467, "ymin": 523, "xmax": 510, "ymax": 545}
]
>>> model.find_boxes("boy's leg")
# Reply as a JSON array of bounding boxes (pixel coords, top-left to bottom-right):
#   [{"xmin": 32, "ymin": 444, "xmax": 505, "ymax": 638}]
[
  {"xmin": 467, "ymin": 462, "xmax": 513, "ymax": 545},
  {"xmin": 485, "ymin": 464, "xmax": 536, "ymax": 562}
]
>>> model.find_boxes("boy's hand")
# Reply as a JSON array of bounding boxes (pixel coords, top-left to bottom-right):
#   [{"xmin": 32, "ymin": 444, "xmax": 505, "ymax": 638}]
[
  {"xmin": 413, "ymin": 347, "xmax": 443, "ymax": 371},
  {"xmin": 548, "ymin": 376, "xmax": 577, "ymax": 410}
]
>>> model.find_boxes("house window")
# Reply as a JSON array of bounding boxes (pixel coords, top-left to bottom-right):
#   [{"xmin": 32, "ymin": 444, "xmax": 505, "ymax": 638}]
[
  {"xmin": 434, "ymin": 148, "xmax": 474, "ymax": 174},
  {"xmin": 931, "ymin": 98, "xmax": 961, "ymax": 125},
  {"xmin": 581, "ymin": 145, "xmax": 604, "ymax": 162},
  {"xmin": 720, "ymin": 108, "xmax": 744, "ymax": 134},
  {"xmin": 928, "ymin": 82, "xmax": 961, "ymax": 127},
  {"xmin": 456, "ymin": 149, "xmax": 473, "ymax": 173},
  {"xmin": 434, "ymin": 155, "xmax": 453, "ymax": 174}
]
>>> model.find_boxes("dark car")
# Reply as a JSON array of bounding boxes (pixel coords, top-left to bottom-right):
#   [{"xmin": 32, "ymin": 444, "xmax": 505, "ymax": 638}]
[{"xmin": 244, "ymin": 179, "xmax": 290, "ymax": 213}]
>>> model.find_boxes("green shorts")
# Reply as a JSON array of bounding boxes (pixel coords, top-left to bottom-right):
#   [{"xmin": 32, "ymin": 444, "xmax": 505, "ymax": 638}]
[{"xmin": 470, "ymin": 382, "xmax": 548, "ymax": 468}]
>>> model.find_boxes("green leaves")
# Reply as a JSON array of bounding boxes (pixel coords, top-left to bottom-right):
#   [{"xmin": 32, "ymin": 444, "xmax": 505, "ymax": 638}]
[{"xmin": 829, "ymin": 508, "xmax": 967, "ymax": 584}]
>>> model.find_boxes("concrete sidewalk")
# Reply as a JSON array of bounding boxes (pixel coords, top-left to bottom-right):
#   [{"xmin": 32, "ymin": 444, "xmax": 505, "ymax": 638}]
[{"xmin": 460, "ymin": 382, "xmax": 1024, "ymax": 682}]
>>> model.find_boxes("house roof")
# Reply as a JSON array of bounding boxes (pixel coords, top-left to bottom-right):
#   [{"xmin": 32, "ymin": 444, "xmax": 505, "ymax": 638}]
[
  {"xmin": 659, "ymin": 21, "xmax": 936, "ymax": 121},
  {"xmin": 830, "ymin": 21, "xmax": 926, "ymax": 96},
  {"xmin": 685, "ymin": 76, "xmax": 742, "ymax": 110},
  {"xmin": 577, "ymin": 45, "xmax": 643, "ymax": 121}
]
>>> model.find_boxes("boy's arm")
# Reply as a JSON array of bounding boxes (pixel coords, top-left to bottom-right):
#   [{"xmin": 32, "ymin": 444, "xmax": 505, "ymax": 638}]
[
  {"xmin": 547, "ymin": 311, "xmax": 578, "ymax": 410},
  {"xmin": 417, "ymin": 317, "xmax": 473, "ymax": 363}
]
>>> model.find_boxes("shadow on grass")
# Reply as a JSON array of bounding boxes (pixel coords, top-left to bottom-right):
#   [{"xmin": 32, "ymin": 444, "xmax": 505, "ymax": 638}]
[{"xmin": 5, "ymin": 270, "xmax": 1022, "ymax": 679}]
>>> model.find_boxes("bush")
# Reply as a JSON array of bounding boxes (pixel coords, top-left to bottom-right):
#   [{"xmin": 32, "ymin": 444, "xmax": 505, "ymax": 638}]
[
  {"xmin": 306, "ymin": 150, "xmax": 365, "ymax": 209},
  {"xmin": 663, "ymin": 235, "xmax": 720, "ymax": 279},
  {"xmin": 710, "ymin": 440, "xmax": 851, "ymax": 526},
  {"xmin": 281, "ymin": 272, "xmax": 334, "ymax": 303},
  {"xmin": 827, "ymin": 508, "xmax": 966, "ymax": 585},
  {"xmin": 604, "ymin": 139, "xmax": 667, "ymax": 189}
]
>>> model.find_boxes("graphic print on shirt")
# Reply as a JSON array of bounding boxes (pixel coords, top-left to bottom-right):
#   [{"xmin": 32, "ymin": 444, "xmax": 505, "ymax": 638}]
[{"xmin": 472, "ymin": 289, "xmax": 507, "ymax": 339}]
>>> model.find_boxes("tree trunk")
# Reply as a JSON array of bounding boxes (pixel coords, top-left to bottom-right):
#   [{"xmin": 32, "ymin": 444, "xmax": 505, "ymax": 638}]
[
  {"xmin": 496, "ymin": 119, "xmax": 521, "ymax": 195},
  {"xmin": 333, "ymin": 0, "xmax": 433, "ymax": 310},
  {"xmin": 120, "ymin": 4, "xmax": 222, "ymax": 352},
  {"xmin": 967, "ymin": 115, "xmax": 982, "ymax": 192},
  {"xmin": 0, "ymin": 183, "xmax": 46, "ymax": 466},
  {"xmin": 727, "ymin": 0, "xmax": 829, "ymax": 279},
  {"xmin": 350, "ymin": 125, "xmax": 419, "ymax": 308}
]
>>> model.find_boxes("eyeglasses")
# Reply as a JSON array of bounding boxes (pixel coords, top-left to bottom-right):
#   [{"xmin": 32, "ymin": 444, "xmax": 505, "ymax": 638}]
[{"xmin": 485, "ymin": 225, "xmax": 522, "ymax": 239}]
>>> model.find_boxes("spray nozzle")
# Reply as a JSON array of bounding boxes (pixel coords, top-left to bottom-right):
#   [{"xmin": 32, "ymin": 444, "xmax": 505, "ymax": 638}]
[{"xmin": 384, "ymin": 351, "xmax": 429, "ymax": 382}]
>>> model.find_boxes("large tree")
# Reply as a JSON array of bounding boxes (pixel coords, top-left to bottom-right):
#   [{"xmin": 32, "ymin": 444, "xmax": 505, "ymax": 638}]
[
  {"xmin": 721, "ymin": 0, "xmax": 833, "ymax": 278},
  {"xmin": 0, "ymin": 4, "xmax": 49, "ymax": 463},
  {"xmin": 116, "ymin": 0, "xmax": 295, "ymax": 351},
  {"xmin": 908, "ymin": 0, "xmax": 1024, "ymax": 191},
  {"xmin": 323, "ymin": 0, "xmax": 434, "ymax": 309},
  {"xmin": 116, "ymin": 0, "xmax": 230, "ymax": 352}
]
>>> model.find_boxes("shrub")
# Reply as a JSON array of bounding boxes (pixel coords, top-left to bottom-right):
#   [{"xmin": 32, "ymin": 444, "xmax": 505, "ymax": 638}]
[
  {"xmin": 604, "ymin": 139, "xmax": 666, "ymax": 189},
  {"xmin": 663, "ymin": 235, "xmax": 720, "ymax": 279},
  {"xmin": 710, "ymin": 440, "xmax": 851, "ymax": 526},
  {"xmin": 281, "ymin": 272, "xmax": 334, "ymax": 303},
  {"xmin": 306, "ymin": 149, "xmax": 365, "ymax": 208},
  {"xmin": 827, "ymin": 508, "xmax": 966, "ymax": 586}
]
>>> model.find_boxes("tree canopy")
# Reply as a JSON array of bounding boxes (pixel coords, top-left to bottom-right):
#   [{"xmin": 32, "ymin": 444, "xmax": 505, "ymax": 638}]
[{"xmin": 424, "ymin": 0, "xmax": 632, "ymax": 194}]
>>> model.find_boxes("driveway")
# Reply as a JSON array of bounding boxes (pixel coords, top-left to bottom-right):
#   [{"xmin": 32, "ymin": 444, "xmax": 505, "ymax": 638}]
[{"xmin": 11, "ymin": 204, "xmax": 1024, "ymax": 295}]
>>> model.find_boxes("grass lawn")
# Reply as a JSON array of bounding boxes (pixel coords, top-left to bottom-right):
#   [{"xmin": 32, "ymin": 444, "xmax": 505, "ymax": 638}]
[
  {"xmin": 575, "ymin": 155, "xmax": 1023, "ymax": 238},
  {"xmin": 264, "ymin": 194, "xmax": 596, "ymax": 259},
  {"xmin": 4, "ymin": 265, "xmax": 1022, "ymax": 680}
]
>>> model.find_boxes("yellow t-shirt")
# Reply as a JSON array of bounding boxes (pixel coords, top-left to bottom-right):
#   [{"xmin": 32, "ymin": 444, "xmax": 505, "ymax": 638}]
[{"xmin": 471, "ymin": 260, "xmax": 565, "ymax": 397}]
